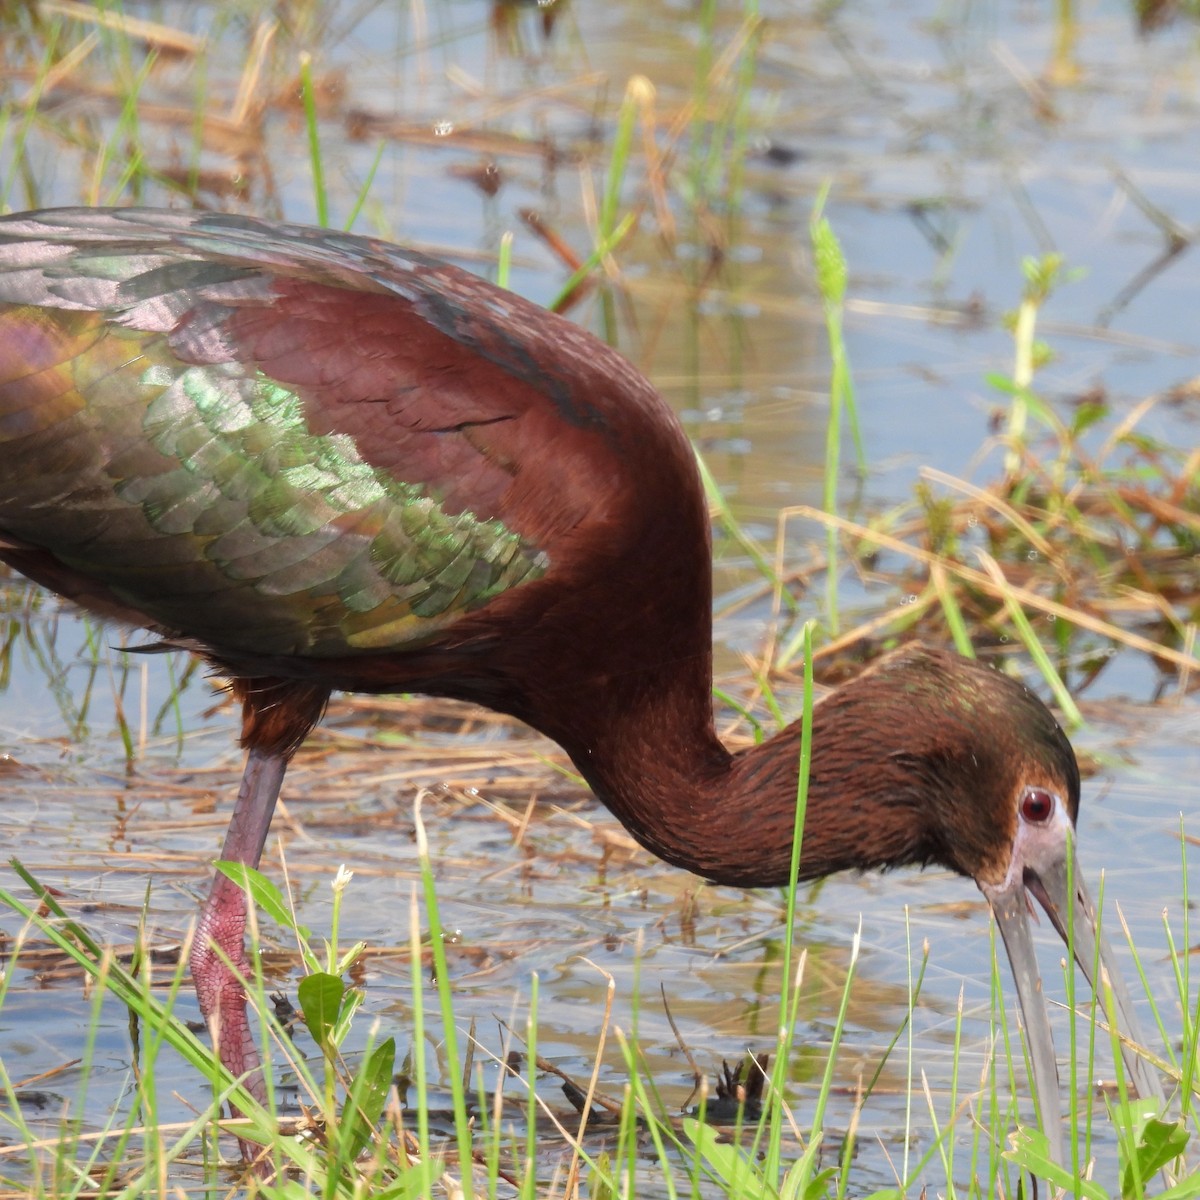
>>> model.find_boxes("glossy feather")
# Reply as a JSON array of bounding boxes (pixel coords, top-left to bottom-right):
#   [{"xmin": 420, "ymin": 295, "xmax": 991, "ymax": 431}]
[
  {"xmin": 0, "ymin": 210, "xmax": 670, "ymax": 665},
  {"xmin": 0, "ymin": 209, "xmax": 1160, "ymax": 1169}
]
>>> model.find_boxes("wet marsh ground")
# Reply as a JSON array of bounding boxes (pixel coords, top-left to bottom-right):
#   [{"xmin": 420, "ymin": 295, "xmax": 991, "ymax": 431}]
[{"xmin": 1, "ymin": 0, "xmax": 1200, "ymax": 1195}]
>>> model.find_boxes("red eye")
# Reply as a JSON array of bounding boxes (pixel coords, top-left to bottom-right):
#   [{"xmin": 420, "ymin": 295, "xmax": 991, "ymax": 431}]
[{"xmin": 1020, "ymin": 787, "xmax": 1055, "ymax": 824}]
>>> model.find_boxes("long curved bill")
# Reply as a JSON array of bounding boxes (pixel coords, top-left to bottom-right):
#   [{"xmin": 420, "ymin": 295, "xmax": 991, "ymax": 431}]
[{"xmin": 984, "ymin": 847, "xmax": 1162, "ymax": 1167}]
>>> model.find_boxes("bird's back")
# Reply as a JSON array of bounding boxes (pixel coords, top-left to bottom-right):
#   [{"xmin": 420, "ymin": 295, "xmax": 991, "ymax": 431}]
[{"xmin": 0, "ymin": 209, "xmax": 688, "ymax": 678}]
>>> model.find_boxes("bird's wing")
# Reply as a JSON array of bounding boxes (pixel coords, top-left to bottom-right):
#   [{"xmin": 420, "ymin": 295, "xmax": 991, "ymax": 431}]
[{"xmin": 0, "ymin": 208, "xmax": 632, "ymax": 658}]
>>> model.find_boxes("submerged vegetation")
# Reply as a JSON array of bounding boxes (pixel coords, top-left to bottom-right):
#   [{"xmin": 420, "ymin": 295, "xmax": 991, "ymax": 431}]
[{"xmin": 1, "ymin": 0, "xmax": 1199, "ymax": 1196}]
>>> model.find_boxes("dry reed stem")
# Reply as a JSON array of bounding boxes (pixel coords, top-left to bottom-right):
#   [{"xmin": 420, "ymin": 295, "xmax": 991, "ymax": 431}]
[
  {"xmin": 38, "ymin": 0, "xmax": 205, "ymax": 54},
  {"xmin": 783, "ymin": 504, "xmax": 1200, "ymax": 674}
]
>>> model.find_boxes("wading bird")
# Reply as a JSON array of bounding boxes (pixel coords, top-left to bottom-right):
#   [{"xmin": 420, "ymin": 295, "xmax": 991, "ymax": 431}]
[{"xmin": 0, "ymin": 207, "xmax": 1160, "ymax": 1168}]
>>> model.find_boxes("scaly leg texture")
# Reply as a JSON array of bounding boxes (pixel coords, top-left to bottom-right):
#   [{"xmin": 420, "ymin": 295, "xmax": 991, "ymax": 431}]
[{"xmin": 189, "ymin": 747, "xmax": 288, "ymax": 1152}]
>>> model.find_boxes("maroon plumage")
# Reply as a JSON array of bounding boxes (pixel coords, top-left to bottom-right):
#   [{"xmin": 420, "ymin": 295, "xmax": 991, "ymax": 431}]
[{"xmin": 0, "ymin": 207, "xmax": 1159, "ymax": 1169}]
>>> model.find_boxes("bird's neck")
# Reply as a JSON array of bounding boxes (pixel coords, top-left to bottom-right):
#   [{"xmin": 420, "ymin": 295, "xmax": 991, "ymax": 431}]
[{"xmin": 531, "ymin": 657, "xmax": 934, "ymax": 890}]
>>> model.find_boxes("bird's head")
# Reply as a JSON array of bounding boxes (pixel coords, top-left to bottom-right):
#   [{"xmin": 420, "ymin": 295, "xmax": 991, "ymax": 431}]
[
  {"xmin": 818, "ymin": 646, "xmax": 1161, "ymax": 1163},
  {"xmin": 976, "ymin": 763, "xmax": 1163, "ymax": 1165}
]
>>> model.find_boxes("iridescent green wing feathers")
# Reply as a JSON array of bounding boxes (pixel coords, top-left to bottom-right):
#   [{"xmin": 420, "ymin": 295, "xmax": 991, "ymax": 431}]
[{"xmin": 0, "ymin": 210, "xmax": 551, "ymax": 657}]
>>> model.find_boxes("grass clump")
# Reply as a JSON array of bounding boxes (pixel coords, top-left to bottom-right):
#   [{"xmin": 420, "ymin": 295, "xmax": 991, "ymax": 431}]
[{"xmin": 4, "ymin": 813, "xmax": 1198, "ymax": 1197}]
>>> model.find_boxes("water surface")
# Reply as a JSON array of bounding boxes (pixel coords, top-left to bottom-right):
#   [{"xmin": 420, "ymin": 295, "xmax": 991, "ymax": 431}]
[{"xmin": 1, "ymin": 0, "xmax": 1198, "ymax": 1191}]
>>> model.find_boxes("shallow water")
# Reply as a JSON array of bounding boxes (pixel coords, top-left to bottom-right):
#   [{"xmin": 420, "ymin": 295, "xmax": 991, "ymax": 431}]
[{"xmin": 1, "ymin": 0, "xmax": 1199, "ymax": 1192}]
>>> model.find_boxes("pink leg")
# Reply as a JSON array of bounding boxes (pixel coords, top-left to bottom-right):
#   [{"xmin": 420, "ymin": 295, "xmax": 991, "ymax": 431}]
[{"xmin": 189, "ymin": 747, "xmax": 287, "ymax": 1154}]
